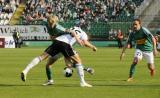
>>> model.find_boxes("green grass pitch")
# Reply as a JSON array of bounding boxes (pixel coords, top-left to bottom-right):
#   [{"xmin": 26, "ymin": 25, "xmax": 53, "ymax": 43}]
[{"xmin": 0, "ymin": 47, "xmax": 160, "ymax": 98}]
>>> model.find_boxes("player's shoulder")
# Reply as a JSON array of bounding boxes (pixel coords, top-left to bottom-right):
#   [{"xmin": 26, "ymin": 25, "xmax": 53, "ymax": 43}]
[{"xmin": 141, "ymin": 27, "xmax": 151, "ymax": 34}]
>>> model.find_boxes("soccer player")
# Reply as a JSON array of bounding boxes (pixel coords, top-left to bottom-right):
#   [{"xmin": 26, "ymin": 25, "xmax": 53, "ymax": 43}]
[{"xmin": 120, "ymin": 18, "xmax": 158, "ymax": 82}]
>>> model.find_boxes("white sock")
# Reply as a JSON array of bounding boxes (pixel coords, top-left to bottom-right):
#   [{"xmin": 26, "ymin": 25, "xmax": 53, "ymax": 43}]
[
  {"xmin": 23, "ymin": 56, "xmax": 42, "ymax": 74},
  {"xmin": 76, "ymin": 64, "xmax": 86, "ymax": 83}
]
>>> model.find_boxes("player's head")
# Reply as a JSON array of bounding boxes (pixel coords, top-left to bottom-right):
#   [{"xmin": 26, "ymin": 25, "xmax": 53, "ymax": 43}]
[
  {"xmin": 48, "ymin": 15, "xmax": 59, "ymax": 26},
  {"xmin": 133, "ymin": 18, "xmax": 141, "ymax": 31}
]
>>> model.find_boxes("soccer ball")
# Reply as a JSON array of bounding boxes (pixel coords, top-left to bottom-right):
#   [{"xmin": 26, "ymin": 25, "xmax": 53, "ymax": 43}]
[{"xmin": 63, "ymin": 67, "xmax": 73, "ymax": 77}]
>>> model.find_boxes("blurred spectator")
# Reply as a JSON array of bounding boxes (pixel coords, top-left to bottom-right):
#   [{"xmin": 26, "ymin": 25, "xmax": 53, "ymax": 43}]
[
  {"xmin": 116, "ymin": 29, "xmax": 123, "ymax": 48},
  {"xmin": 12, "ymin": 29, "xmax": 22, "ymax": 48}
]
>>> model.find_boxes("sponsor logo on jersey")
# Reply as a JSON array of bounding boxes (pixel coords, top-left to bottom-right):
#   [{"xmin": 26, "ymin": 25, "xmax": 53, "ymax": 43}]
[{"xmin": 136, "ymin": 38, "xmax": 146, "ymax": 44}]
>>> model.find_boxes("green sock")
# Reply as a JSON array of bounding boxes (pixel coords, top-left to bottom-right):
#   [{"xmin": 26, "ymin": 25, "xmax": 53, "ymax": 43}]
[
  {"xmin": 129, "ymin": 63, "xmax": 136, "ymax": 78},
  {"xmin": 46, "ymin": 66, "xmax": 52, "ymax": 80}
]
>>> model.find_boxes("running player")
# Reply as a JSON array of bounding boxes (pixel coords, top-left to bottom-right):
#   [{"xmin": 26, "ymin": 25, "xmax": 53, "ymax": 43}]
[{"xmin": 120, "ymin": 18, "xmax": 158, "ymax": 82}]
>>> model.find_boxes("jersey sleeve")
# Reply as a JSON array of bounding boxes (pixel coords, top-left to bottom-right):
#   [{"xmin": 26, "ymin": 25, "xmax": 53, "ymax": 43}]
[
  {"xmin": 56, "ymin": 24, "xmax": 66, "ymax": 32},
  {"xmin": 142, "ymin": 27, "xmax": 154, "ymax": 39},
  {"xmin": 80, "ymin": 32, "xmax": 88, "ymax": 40}
]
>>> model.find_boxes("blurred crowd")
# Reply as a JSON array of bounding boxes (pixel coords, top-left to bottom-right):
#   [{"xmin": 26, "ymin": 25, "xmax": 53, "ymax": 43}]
[
  {"xmin": 0, "ymin": 0, "xmax": 20, "ymax": 25},
  {"xmin": 22, "ymin": 0, "xmax": 144, "ymax": 24}
]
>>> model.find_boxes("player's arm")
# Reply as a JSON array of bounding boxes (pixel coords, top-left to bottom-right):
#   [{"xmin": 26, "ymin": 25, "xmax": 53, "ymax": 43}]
[
  {"xmin": 69, "ymin": 30, "xmax": 84, "ymax": 46},
  {"xmin": 151, "ymin": 35, "xmax": 158, "ymax": 56},
  {"xmin": 82, "ymin": 40, "xmax": 97, "ymax": 51},
  {"xmin": 144, "ymin": 27, "xmax": 158, "ymax": 56},
  {"xmin": 120, "ymin": 32, "xmax": 132, "ymax": 60},
  {"xmin": 120, "ymin": 42, "xmax": 129, "ymax": 60}
]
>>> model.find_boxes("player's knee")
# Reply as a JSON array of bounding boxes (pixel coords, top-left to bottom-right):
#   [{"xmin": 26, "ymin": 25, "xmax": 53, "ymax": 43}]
[
  {"xmin": 148, "ymin": 63, "xmax": 155, "ymax": 70},
  {"xmin": 132, "ymin": 61, "xmax": 138, "ymax": 65},
  {"xmin": 46, "ymin": 64, "xmax": 52, "ymax": 68},
  {"xmin": 133, "ymin": 57, "xmax": 138, "ymax": 64}
]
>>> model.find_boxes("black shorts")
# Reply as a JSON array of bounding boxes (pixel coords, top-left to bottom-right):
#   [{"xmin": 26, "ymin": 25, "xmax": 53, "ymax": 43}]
[{"xmin": 45, "ymin": 40, "xmax": 75, "ymax": 57}]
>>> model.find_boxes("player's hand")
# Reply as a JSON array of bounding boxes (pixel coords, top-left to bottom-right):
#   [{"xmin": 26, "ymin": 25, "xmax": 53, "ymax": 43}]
[{"xmin": 120, "ymin": 52, "xmax": 125, "ymax": 61}]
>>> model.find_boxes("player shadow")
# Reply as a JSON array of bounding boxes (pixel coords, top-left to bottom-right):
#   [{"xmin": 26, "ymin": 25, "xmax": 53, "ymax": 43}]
[
  {"xmin": 1, "ymin": 83, "xmax": 160, "ymax": 88},
  {"xmin": 94, "ymin": 84, "xmax": 160, "ymax": 87},
  {"xmin": 0, "ymin": 84, "xmax": 40, "ymax": 87},
  {"xmin": 0, "ymin": 83, "xmax": 82, "ymax": 88}
]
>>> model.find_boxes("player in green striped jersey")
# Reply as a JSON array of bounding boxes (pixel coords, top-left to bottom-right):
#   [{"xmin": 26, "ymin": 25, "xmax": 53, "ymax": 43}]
[{"xmin": 120, "ymin": 18, "xmax": 158, "ymax": 82}]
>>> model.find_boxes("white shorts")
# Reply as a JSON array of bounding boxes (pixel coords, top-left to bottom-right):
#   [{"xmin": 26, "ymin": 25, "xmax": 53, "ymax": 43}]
[{"xmin": 134, "ymin": 49, "xmax": 154, "ymax": 64}]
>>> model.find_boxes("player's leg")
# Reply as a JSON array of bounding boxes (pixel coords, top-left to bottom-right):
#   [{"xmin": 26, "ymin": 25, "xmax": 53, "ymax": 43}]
[
  {"xmin": 148, "ymin": 63, "xmax": 155, "ymax": 76},
  {"xmin": 21, "ymin": 52, "xmax": 49, "ymax": 81},
  {"xmin": 127, "ymin": 49, "xmax": 142, "ymax": 81},
  {"xmin": 43, "ymin": 54, "xmax": 62, "ymax": 86},
  {"xmin": 21, "ymin": 43, "xmax": 57, "ymax": 82},
  {"xmin": 144, "ymin": 51, "xmax": 155, "ymax": 76},
  {"xmin": 60, "ymin": 43, "xmax": 92, "ymax": 87},
  {"xmin": 64, "ymin": 52, "xmax": 95, "ymax": 75},
  {"xmin": 69, "ymin": 54, "xmax": 92, "ymax": 87}
]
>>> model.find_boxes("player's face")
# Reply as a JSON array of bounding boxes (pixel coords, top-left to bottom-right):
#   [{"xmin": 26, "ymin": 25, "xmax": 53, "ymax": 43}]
[{"xmin": 133, "ymin": 21, "xmax": 141, "ymax": 31}]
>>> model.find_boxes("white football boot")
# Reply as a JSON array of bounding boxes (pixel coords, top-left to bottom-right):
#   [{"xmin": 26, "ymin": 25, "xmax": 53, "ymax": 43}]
[
  {"xmin": 42, "ymin": 80, "xmax": 54, "ymax": 86},
  {"xmin": 80, "ymin": 82, "xmax": 92, "ymax": 87}
]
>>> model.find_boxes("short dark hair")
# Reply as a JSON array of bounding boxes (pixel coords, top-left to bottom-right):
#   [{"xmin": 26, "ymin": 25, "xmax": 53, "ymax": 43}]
[{"xmin": 133, "ymin": 18, "xmax": 141, "ymax": 24}]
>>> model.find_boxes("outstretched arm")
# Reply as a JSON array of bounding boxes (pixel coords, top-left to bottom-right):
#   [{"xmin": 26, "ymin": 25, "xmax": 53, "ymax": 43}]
[
  {"xmin": 82, "ymin": 40, "xmax": 97, "ymax": 51},
  {"xmin": 120, "ymin": 43, "xmax": 128, "ymax": 61}
]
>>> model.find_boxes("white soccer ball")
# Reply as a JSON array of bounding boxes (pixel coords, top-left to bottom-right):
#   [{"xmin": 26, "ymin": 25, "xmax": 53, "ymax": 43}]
[{"xmin": 63, "ymin": 67, "xmax": 73, "ymax": 77}]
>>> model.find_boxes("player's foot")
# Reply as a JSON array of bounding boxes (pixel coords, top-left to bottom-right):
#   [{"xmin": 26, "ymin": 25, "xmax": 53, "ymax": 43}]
[
  {"xmin": 127, "ymin": 77, "xmax": 133, "ymax": 82},
  {"xmin": 80, "ymin": 82, "xmax": 92, "ymax": 87},
  {"xmin": 84, "ymin": 68, "xmax": 94, "ymax": 75},
  {"xmin": 21, "ymin": 72, "xmax": 27, "ymax": 82},
  {"xmin": 42, "ymin": 80, "xmax": 54, "ymax": 86}
]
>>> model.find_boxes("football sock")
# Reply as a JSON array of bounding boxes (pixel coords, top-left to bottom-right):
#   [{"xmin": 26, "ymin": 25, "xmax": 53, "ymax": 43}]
[
  {"xmin": 129, "ymin": 63, "xmax": 136, "ymax": 78},
  {"xmin": 75, "ymin": 64, "xmax": 85, "ymax": 83},
  {"xmin": 73, "ymin": 64, "xmax": 86, "ymax": 71},
  {"xmin": 23, "ymin": 56, "xmax": 42, "ymax": 74},
  {"xmin": 46, "ymin": 66, "xmax": 52, "ymax": 80}
]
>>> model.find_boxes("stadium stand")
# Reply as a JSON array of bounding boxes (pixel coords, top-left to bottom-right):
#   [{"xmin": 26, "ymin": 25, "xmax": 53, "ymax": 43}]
[
  {"xmin": 21, "ymin": 0, "xmax": 141, "ymax": 23},
  {"xmin": 0, "ymin": 0, "xmax": 146, "ymax": 41},
  {"xmin": 0, "ymin": 0, "xmax": 19, "ymax": 25}
]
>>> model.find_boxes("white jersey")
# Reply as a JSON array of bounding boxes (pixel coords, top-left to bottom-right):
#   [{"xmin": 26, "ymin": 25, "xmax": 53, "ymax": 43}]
[{"xmin": 55, "ymin": 26, "xmax": 88, "ymax": 46}]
